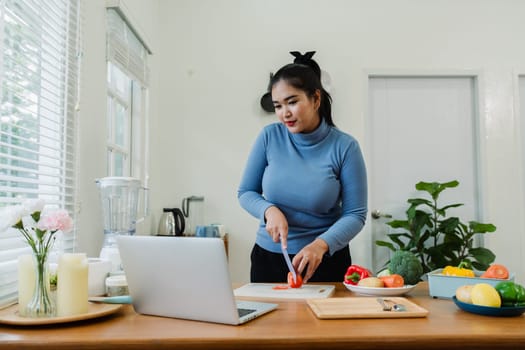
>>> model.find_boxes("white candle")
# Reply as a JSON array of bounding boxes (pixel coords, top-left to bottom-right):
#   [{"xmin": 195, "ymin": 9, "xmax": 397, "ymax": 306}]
[
  {"xmin": 17, "ymin": 254, "xmax": 35, "ymax": 316},
  {"xmin": 57, "ymin": 253, "xmax": 88, "ymax": 317}
]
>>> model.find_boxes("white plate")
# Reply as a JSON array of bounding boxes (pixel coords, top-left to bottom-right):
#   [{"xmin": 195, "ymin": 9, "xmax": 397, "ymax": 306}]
[{"xmin": 343, "ymin": 282, "xmax": 416, "ymax": 296}]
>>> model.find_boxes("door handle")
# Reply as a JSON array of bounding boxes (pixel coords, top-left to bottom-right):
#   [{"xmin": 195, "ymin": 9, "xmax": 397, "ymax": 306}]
[{"xmin": 371, "ymin": 209, "xmax": 392, "ymax": 219}]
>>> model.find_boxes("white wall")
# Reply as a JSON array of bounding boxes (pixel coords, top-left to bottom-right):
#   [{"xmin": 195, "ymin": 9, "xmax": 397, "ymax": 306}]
[{"xmin": 79, "ymin": 0, "xmax": 525, "ymax": 283}]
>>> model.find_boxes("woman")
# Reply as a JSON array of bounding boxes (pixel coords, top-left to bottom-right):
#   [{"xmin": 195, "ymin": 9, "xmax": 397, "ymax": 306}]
[{"xmin": 238, "ymin": 51, "xmax": 367, "ymax": 283}]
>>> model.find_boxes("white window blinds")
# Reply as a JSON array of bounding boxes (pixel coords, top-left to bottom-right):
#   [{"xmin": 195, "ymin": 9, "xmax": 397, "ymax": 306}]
[
  {"xmin": 106, "ymin": 7, "xmax": 150, "ymax": 87},
  {"xmin": 0, "ymin": 0, "xmax": 81, "ymax": 307}
]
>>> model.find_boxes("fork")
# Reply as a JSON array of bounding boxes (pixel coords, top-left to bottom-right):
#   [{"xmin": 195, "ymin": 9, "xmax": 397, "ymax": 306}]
[
  {"xmin": 376, "ymin": 297, "xmax": 392, "ymax": 311},
  {"xmin": 376, "ymin": 298, "xmax": 407, "ymax": 311}
]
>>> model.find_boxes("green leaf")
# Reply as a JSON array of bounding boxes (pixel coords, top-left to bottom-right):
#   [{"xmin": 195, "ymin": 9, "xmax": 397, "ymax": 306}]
[
  {"xmin": 469, "ymin": 247, "xmax": 496, "ymax": 265},
  {"xmin": 385, "ymin": 220, "xmax": 410, "ymax": 229},
  {"xmin": 416, "ymin": 180, "xmax": 459, "ymax": 200},
  {"xmin": 435, "ymin": 208, "xmax": 446, "ymax": 217},
  {"xmin": 426, "ymin": 246, "xmax": 450, "ymax": 268},
  {"xmin": 439, "ymin": 242, "xmax": 462, "ymax": 258},
  {"xmin": 387, "ymin": 234, "xmax": 409, "ymax": 249},
  {"xmin": 441, "ymin": 180, "xmax": 460, "ymax": 188},
  {"xmin": 416, "ymin": 230, "xmax": 431, "ymax": 249},
  {"xmin": 468, "ymin": 222, "xmax": 496, "ymax": 233},
  {"xmin": 412, "ymin": 210, "xmax": 432, "ymax": 227},
  {"xmin": 415, "ymin": 181, "xmax": 440, "ymax": 195},
  {"xmin": 375, "ymin": 241, "xmax": 397, "ymax": 251},
  {"xmin": 471, "ymin": 261, "xmax": 489, "ymax": 271},
  {"xmin": 439, "ymin": 217, "xmax": 460, "ymax": 233},
  {"xmin": 407, "ymin": 198, "xmax": 433, "ymax": 207},
  {"xmin": 440, "ymin": 203, "xmax": 464, "ymax": 211},
  {"xmin": 35, "ymin": 228, "xmax": 46, "ymax": 241},
  {"xmin": 443, "ymin": 234, "xmax": 463, "ymax": 245}
]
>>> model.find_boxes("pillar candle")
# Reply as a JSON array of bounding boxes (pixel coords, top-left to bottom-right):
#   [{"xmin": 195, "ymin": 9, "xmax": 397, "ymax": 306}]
[
  {"xmin": 57, "ymin": 253, "xmax": 88, "ymax": 317},
  {"xmin": 17, "ymin": 254, "xmax": 35, "ymax": 316}
]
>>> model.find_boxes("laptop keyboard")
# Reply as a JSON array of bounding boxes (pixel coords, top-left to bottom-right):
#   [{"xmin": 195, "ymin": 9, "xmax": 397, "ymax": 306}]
[{"xmin": 238, "ymin": 308, "xmax": 256, "ymax": 318}]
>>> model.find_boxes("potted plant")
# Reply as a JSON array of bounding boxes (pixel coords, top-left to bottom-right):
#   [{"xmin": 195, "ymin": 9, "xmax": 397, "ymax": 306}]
[{"xmin": 375, "ymin": 180, "xmax": 496, "ymax": 274}]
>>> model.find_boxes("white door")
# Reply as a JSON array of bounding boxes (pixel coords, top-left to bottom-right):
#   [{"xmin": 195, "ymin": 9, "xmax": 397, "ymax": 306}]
[{"xmin": 364, "ymin": 76, "xmax": 480, "ymax": 273}]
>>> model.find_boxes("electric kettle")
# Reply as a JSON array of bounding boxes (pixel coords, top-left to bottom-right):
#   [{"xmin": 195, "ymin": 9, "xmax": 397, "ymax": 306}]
[{"xmin": 158, "ymin": 208, "xmax": 185, "ymax": 236}]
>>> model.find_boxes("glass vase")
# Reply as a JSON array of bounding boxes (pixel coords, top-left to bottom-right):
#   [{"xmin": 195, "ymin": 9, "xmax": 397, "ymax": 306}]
[{"xmin": 24, "ymin": 252, "xmax": 56, "ymax": 318}]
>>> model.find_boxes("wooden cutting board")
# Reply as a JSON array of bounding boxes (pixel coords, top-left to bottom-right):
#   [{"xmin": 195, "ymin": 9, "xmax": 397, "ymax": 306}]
[
  {"xmin": 307, "ymin": 297, "xmax": 429, "ymax": 319},
  {"xmin": 234, "ymin": 283, "xmax": 335, "ymax": 300}
]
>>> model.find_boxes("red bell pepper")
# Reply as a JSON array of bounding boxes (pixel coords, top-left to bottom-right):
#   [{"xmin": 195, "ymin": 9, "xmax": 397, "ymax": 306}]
[{"xmin": 344, "ymin": 264, "xmax": 372, "ymax": 285}]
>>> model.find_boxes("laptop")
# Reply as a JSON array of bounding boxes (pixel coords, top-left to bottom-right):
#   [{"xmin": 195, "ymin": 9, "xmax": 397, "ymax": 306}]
[{"xmin": 117, "ymin": 235, "xmax": 278, "ymax": 325}]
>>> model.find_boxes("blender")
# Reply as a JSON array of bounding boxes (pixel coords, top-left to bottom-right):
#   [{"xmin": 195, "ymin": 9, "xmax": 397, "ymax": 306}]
[{"xmin": 96, "ymin": 176, "xmax": 142, "ymax": 272}]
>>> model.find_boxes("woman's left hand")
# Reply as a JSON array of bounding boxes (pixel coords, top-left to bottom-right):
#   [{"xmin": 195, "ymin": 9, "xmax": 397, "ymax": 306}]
[{"xmin": 292, "ymin": 238, "xmax": 329, "ymax": 283}]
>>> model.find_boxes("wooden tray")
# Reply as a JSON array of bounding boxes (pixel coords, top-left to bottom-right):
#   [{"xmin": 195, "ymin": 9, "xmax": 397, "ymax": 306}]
[
  {"xmin": 307, "ymin": 297, "xmax": 429, "ymax": 319},
  {"xmin": 0, "ymin": 302, "xmax": 123, "ymax": 326}
]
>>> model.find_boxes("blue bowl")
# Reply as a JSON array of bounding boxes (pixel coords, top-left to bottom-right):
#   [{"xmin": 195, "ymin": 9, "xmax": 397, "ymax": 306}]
[{"xmin": 452, "ymin": 296, "xmax": 525, "ymax": 317}]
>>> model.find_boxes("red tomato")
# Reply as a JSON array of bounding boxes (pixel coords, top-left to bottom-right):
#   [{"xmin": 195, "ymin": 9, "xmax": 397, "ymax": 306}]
[
  {"xmin": 379, "ymin": 274, "xmax": 404, "ymax": 288},
  {"xmin": 287, "ymin": 272, "xmax": 303, "ymax": 288},
  {"xmin": 481, "ymin": 264, "xmax": 509, "ymax": 279}
]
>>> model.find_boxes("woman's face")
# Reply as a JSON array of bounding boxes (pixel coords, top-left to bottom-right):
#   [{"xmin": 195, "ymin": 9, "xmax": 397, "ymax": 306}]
[{"xmin": 271, "ymin": 80, "xmax": 321, "ymax": 134}]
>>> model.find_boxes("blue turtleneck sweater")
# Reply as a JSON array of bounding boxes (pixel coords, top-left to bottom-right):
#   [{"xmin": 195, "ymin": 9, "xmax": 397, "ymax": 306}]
[{"xmin": 238, "ymin": 119, "xmax": 368, "ymax": 255}]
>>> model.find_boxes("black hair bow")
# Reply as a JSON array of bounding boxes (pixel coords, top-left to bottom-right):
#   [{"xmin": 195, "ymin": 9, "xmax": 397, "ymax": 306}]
[
  {"xmin": 289, "ymin": 51, "xmax": 321, "ymax": 78},
  {"xmin": 290, "ymin": 51, "xmax": 316, "ymax": 64}
]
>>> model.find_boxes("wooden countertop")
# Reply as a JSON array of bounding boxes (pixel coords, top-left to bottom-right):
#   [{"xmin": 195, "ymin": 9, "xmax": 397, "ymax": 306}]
[{"xmin": 1, "ymin": 282, "xmax": 524, "ymax": 350}]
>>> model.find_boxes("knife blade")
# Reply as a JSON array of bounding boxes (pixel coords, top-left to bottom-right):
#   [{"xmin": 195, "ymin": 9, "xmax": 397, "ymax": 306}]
[
  {"xmin": 281, "ymin": 245, "xmax": 297, "ymax": 283},
  {"xmin": 88, "ymin": 295, "xmax": 132, "ymax": 304}
]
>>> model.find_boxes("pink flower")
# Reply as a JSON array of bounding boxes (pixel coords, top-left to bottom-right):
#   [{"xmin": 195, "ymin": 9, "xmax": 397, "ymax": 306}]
[{"xmin": 37, "ymin": 209, "xmax": 73, "ymax": 233}]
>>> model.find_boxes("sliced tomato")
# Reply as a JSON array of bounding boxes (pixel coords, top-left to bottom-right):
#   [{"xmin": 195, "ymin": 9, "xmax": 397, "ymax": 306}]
[
  {"xmin": 272, "ymin": 285, "xmax": 289, "ymax": 290},
  {"xmin": 287, "ymin": 271, "xmax": 303, "ymax": 288}
]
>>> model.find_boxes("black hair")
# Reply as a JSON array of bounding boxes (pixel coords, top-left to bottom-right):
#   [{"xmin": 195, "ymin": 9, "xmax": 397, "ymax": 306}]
[{"xmin": 269, "ymin": 51, "xmax": 334, "ymax": 127}]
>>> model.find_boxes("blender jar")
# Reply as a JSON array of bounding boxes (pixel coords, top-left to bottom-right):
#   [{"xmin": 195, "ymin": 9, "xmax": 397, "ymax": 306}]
[{"xmin": 96, "ymin": 176, "xmax": 142, "ymax": 271}]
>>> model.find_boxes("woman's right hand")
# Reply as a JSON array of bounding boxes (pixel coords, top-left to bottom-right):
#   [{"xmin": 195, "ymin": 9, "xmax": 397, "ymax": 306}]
[{"xmin": 264, "ymin": 206, "xmax": 289, "ymax": 248}]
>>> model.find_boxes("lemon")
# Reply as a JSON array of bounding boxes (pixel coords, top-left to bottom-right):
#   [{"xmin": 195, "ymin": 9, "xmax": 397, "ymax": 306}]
[
  {"xmin": 471, "ymin": 283, "xmax": 501, "ymax": 307},
  {"xmin": 455, "ymin": 285, "xmax": 473, "ymax": 304}
]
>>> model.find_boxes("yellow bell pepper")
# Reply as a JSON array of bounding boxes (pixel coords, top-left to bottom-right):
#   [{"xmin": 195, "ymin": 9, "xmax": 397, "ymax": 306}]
[{"xmin": 442, "ymin": 263, "xmax": 475, "ymax": 277}]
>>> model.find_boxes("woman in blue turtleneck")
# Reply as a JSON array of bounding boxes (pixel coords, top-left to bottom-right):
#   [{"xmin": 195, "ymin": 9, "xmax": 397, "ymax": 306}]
[{"xmin": 238, "ymin": 52, "xmax": 368, "ymax": 283}]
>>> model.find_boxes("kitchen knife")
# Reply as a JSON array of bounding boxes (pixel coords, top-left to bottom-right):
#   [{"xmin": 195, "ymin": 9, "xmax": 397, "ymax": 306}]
[
  {"xmin": 281, "ymin": 245, "xmax": 297, "ymax": 283},
  {"xmin": 88, "ymin": 295, "xmax": 132, "ymax": 304}
]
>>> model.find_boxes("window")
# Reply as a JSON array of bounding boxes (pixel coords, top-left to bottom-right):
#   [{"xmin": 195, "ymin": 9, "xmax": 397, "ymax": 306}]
[
  {"xmin": 105, "ymin": 7, "xmax": 150, "ymax": 181},
  {"xmin": 107, "ymin": 62, "xmax": 132, "ymax": 176},
  {"xmin": 0, "ymin": 0, "xmax": 81, "ymax": 307}
]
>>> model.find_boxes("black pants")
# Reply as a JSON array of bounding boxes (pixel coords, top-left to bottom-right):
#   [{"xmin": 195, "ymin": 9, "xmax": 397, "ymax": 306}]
[{"xmin": 250, "ymin": 243, "xmax": 351, "ymax": 283}]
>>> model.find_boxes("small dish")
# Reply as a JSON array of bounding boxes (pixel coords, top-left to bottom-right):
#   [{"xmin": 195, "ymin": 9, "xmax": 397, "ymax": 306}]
[
  {"xmin": 343, "ymin": 282, "xmax": 416, "ymax": 296},
  {"xmin": 452, "ymin": 296, "xmax": 525, "ymax": 317}
]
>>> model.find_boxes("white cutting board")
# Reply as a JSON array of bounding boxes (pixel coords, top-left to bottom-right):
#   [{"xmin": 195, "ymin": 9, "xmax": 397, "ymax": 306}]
[{"xmin": 234, "ymin": 283, "xmax": 335, "ymax": 300}]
